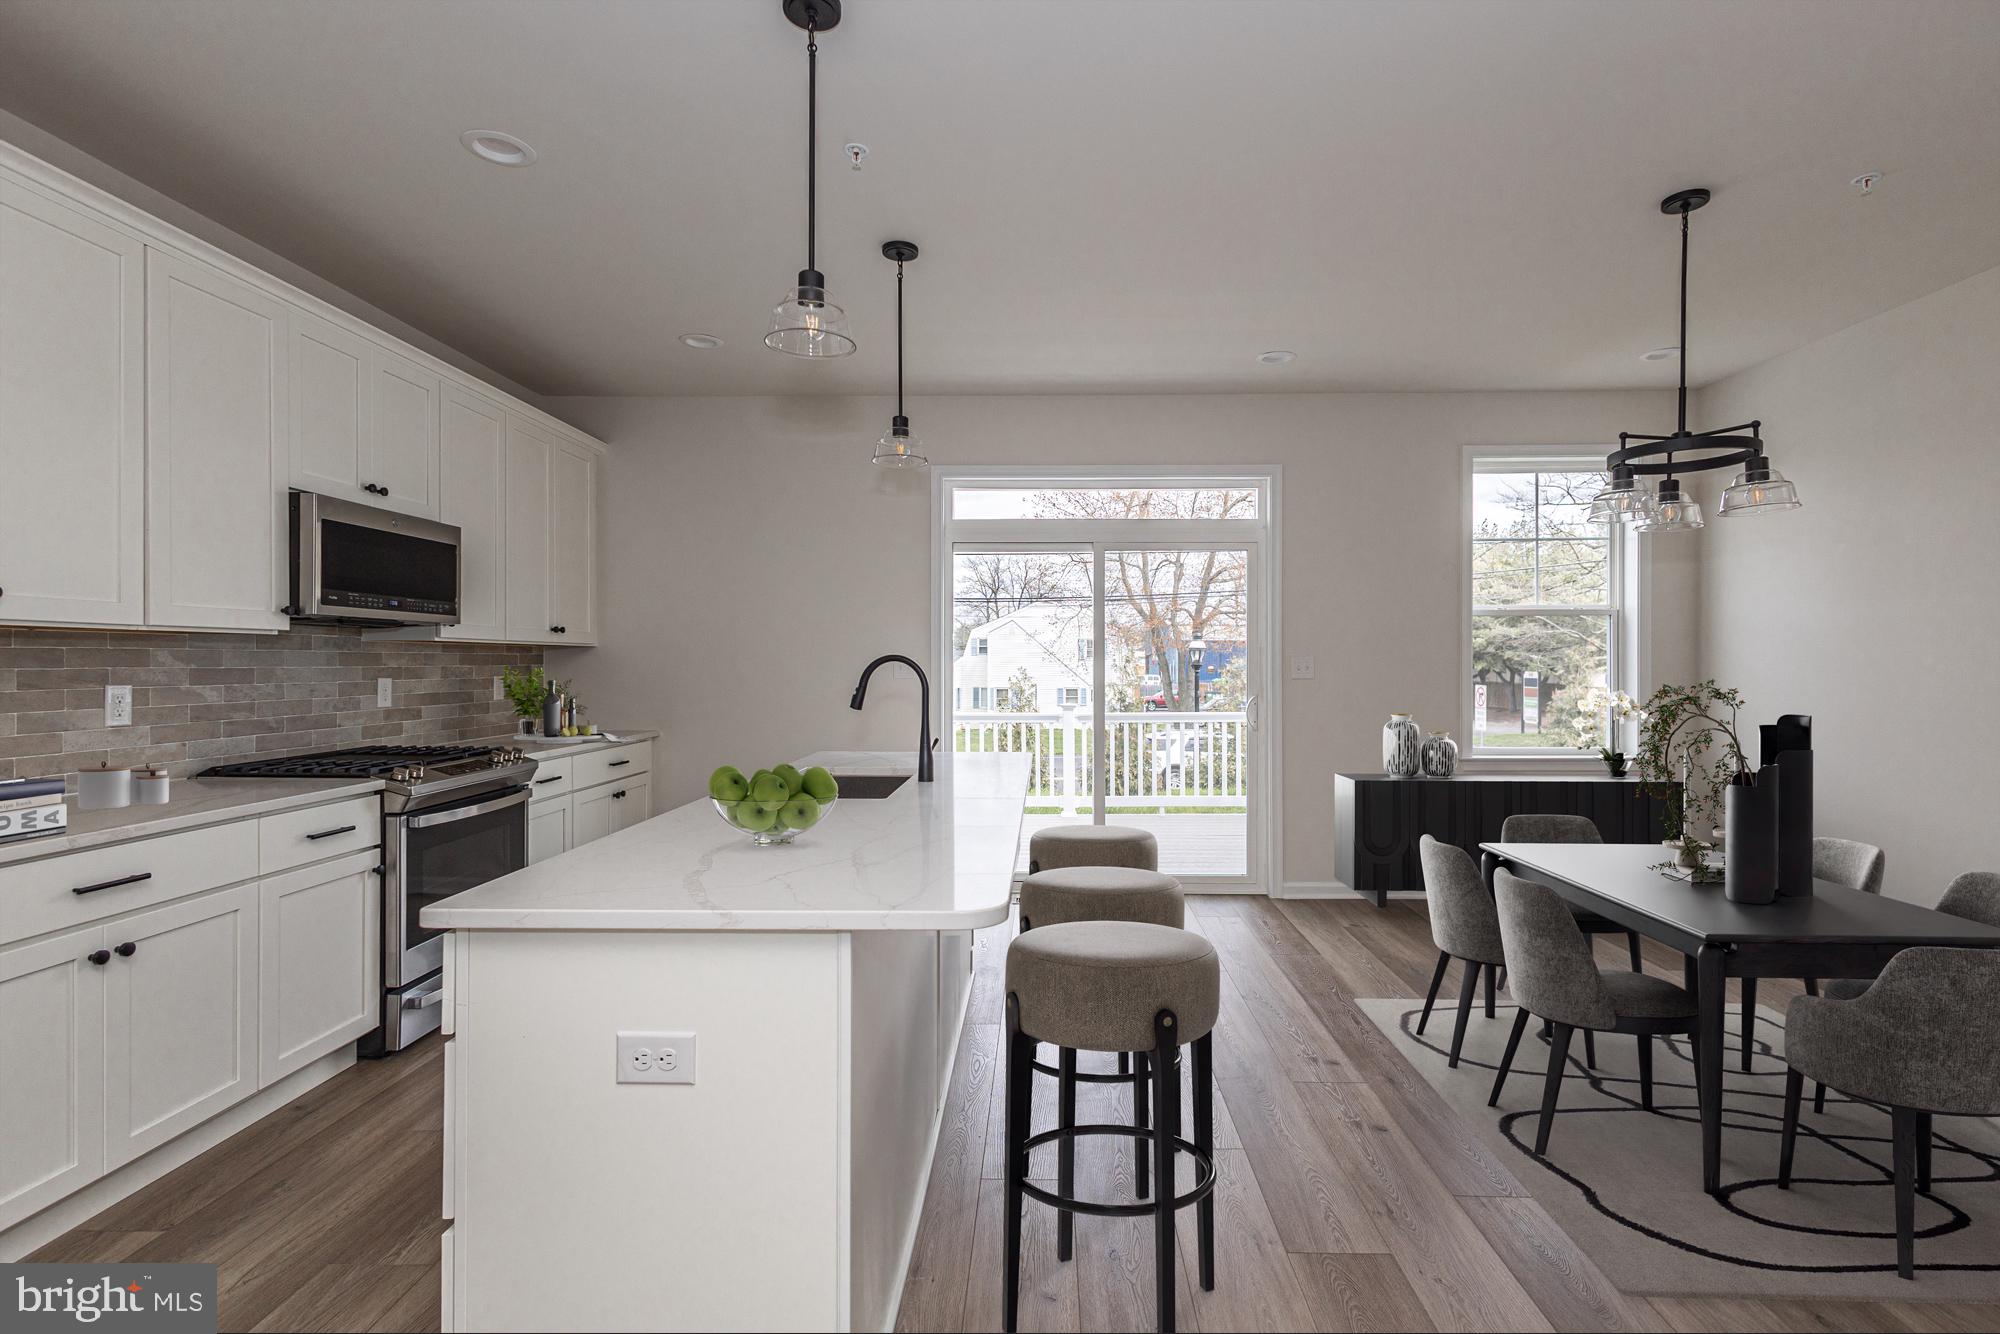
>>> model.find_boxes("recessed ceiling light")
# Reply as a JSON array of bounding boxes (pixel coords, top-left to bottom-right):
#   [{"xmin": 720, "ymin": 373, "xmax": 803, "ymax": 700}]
[
  {"xmin": 679, "ymin": 333, "xmax": 723, "ymax": 350},
  {"xmin": 460, "ymin": 130, "xmax": 537, "ymax": 167},
  {"xmin": 1258, "ymin": 350, "xmax": 1297, "ymax": 366},
  {"xmin": 1642, "ymin": 346, "xmax": 1680, "ymax": 362}
]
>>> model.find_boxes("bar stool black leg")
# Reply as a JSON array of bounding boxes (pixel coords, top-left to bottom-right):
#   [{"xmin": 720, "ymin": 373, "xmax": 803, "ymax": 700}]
[
  {"xmin": 1003, "ymin": 996, "xmax": 1031, "ymax": 1334},
  {"xmin": 1151, "ymin": 1012, "xmax": 1180, "ymax": 1333},
  {"xmin": 1057, "ymin": 1046, "xmax": 1077, "ymax": 1261},
  {"xmin": 1192, "ymin": 1032, "xmax": 1216, "ymax": 1291},
  {"xmin": 1134, "ymin": 1050, "xmax": 1151, "ymax": 1200}
]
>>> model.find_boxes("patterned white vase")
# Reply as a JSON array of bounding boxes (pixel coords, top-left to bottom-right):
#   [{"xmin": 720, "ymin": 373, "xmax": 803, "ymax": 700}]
[
  {"xmin": 1382, "ymin": 714, "xmax": 1422, "ymax": 778},
  {"xmin": 1421, "ymin": 731, "xmax": 1459, "ymax": 779}
]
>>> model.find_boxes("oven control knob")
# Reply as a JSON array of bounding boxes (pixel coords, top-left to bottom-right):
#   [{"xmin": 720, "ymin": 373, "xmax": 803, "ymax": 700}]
[
  {"xmin": 391, "ymin": 767, "xmax": 410, "ymax": 784},
  {"xmin": 411, "ymin": 765, "xmax": 425, "ymax": 781}
]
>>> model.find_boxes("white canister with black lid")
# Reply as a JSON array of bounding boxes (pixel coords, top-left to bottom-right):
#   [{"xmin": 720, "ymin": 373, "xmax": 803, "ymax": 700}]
[{"xmin": 77, "ymin": 763, "xmax": 135, "ymax": 809}]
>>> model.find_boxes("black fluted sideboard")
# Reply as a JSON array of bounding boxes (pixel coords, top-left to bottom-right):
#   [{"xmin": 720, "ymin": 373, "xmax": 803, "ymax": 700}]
[{"xmin": 1334, "ymin": 772, "xmax": 1671, "ymax": 907}]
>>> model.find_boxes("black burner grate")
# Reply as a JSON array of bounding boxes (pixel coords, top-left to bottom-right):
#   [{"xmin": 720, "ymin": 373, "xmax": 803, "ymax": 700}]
[{"xmin": 199, "ymin": 744, "xmax": 500, "ymax": 780}]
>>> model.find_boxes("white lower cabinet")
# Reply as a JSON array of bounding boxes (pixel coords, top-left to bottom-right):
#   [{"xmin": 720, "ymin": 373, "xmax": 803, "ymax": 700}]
[
  {"xmin": 0, "ymin": 925, "xmax": 106, "ymax": 1231},
  {"xmin": 571, "ymin": 782, "xmax": 615, "ymax": 848},
  {"xmin": 526, "ymin": 800, "xmax": 570, "ymax": 866},
  {"xmin": 529, "ymin": 742, "xmax": 652, "ymax": 858},
  {"xmin": 609, "ymin": 774, "xmax": 652, "ymax": 835},
  {"xmin": 102, "ymin": 883, "xmax": 260, "ymax": 1171},
  {"xmin": 258, "ymin": 851, "xmax": 380, "ymax": 1087}
]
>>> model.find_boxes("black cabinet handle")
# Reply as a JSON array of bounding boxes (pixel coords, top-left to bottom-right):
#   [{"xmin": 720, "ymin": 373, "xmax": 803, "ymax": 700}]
[
  {"xmin": 612, "ymin": 789, "xmax": 627, "ymax": 799},
  {"xmin": 535, "ymin": 775, "xmax": 563, "ymax": 785},
  {"xmin": 362, "ymin": 483, "xmax": 390, "ymax": 496},
  {"xmin": 608, "ymin": 759, "xmax": 631, "ymax": 768},
  {"xmin": 550, "ymin": 625, "xmax": 567, "ymax": 635},
  {"xmin": 305, "ymin": 824, "xmax": 358, "ymax": 841},
  {"xmin": 73, "ymin": 872, "xmax": 151, "ymax": 896},
  {"xmin": 87, "ymin": 949, "xmax": 110, "ymax": 966},
  {"xmin": 114, "ymin": 942, "xmax": 136, "ymax": 958}
]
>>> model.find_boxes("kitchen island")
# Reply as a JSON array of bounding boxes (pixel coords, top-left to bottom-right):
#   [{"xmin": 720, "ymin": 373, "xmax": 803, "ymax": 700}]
[{"xmin": 423, "ymin": 751, "xmax": 1027, "ymax": 1333}]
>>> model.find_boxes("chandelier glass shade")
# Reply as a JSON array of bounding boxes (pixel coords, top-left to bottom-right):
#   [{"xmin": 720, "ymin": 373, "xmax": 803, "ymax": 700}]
[{"xmin": 765, "ymin": 1, "xmax": 855, "ymax": 358}]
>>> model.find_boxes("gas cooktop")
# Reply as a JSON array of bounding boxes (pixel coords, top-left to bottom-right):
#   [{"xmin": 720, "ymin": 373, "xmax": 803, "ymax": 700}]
[{"xmin": 199, "ymin": 743, "xmax": 536, "ymax": 810}]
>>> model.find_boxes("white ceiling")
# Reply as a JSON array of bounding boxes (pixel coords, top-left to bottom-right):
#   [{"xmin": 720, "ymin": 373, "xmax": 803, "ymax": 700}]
[{"xmin": 2, "ymin": 0, "xmax": 1997, "ymax": 398}]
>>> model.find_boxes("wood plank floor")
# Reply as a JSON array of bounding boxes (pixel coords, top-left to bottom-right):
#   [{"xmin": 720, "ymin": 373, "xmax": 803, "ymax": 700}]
[{"xmin": 31, "ymin": 897, "xmax": 2000, "ymax": 1332}]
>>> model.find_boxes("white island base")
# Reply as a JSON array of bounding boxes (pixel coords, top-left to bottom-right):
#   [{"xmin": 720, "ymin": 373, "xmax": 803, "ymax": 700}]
[{"xmin": 430, "ymin": 753, "xmax": 1026, "ymax": 1332}]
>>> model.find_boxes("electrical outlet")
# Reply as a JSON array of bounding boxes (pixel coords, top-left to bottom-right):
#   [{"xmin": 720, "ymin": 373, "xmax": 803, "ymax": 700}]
[
  {"xmin": 1290, "ymin": 655, "xmax": 1316, "ymax": 680},
  {"xmin": 105, "ymin": 685, "xmax": 133, "ymax": 727},
  {"xmin": 376, "ymin": 677, "xmax": 393, "ymax": 708},
  {"xmin": 493, "ymin": 675, "xmax": 504, "ymax": 702},
  {"xmin": 617, "ymin": 1031, "xmax": 697, "ymax": 1084}
]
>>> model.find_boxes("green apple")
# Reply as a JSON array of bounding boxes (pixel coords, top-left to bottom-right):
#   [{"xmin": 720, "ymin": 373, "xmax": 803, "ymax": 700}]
[
  {"xmin": 709, "ymin": 766, "xmax": 749, "ymax": 802},
  {"xmin": 749, "ymin": 770, "xmax": 790, "ymax": 803},
  {"xmin": 801, "ymin": 766, "xmax": 838, "ymax": 802},
  {"xmin": 777, "ymin": 795, "xmax": 821, "ymax": 830},
  {"xmin": 732, "ymin": 799, "xmax": 779, "ymax": 832},
  {"xmin": 773, "ymin": 763, "xmax": 805, "ymax": 797}
]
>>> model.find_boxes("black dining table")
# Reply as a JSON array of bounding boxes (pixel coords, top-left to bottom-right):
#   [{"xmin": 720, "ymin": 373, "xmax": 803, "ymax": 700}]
[{"xmin": 1478, "ymin": 841, "xmax": 2000, "ymax": 1194}]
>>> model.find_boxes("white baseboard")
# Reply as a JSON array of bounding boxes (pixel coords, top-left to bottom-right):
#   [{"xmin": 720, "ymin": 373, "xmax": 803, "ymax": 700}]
[{"xmin": 0, "ymin": 1047, "xmax": 354, "ymax": 1261}]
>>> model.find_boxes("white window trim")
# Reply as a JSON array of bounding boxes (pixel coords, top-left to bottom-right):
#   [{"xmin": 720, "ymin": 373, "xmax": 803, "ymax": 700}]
[{"xmin": 1460, "ymin": 445, "xmax": 1644, "ymax": 764}]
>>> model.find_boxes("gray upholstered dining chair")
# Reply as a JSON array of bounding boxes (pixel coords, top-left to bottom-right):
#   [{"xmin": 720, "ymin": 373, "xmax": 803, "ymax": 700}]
[
  {"xmin": 1779, "ymin": 946, "xmax": 2000, "ymax": 1279},
  {"xmin": 1499, "ymin": 814, "xmax": 1646, "ymax": 973},
  {"xmin": 1809, "ymin": 869, "xmax": 1995, "ymax": 1113},
  {"xmin": 1741, "ymin": 835, "xmax": 1888, "ymax": 1073},
  {"xmin": 1487, "ymin": 869, "xmax": 1700, "ymax": 1154},
  {"xmin": 1416, "ymin": 836, "xmax": 1506, "ymax": 1069}
]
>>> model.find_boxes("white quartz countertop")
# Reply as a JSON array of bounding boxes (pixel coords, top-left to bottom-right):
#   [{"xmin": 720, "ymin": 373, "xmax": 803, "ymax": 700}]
[
  {"xmin": 423, "ymin": 750, "xmax": 1028, "ymax": 932},
  {"xmin": 0, "ymin": 776, "xmax": 386, "ymax": 868},
  {"xmin": 500, "ymin": 728, "xmax": 659, "ymax": 759}
]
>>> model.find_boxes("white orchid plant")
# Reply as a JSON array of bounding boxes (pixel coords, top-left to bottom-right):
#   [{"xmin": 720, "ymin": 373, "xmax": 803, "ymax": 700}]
[{"xmin": 1554, "ymin": 687, "xmax": 1643, "ymax": 768}]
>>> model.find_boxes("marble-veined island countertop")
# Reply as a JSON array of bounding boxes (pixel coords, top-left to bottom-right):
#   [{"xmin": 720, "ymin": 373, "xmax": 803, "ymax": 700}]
[{"xmin": 422, "ymin": 750, "xmax": 1029, "ymax": 932}]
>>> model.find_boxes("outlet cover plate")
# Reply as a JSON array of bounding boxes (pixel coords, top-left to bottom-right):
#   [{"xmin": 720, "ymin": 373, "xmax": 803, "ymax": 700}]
[
  {"xmin": 1290, "ymin": 655, "xmax": 1316, "ymax": 679},
  {"xmin": 105, "ymin": 685, "xmax": 133, "ymax": 726},
  {"xmin": 376, "ymin": 677, "xmax": 393, "ymax": 707},
  {"xmin": 617, "ymin": 1031, "xmax": 697, "ymax": 1084}
]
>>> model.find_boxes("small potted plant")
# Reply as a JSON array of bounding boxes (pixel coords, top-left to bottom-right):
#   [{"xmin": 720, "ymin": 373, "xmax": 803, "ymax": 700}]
[
  {"xmin": 1563, "ymin": 688, "xmax": 1639, "ymax": 776},
  {"xmin": 501, "ymin": 666, "xmax": 550, "ymax": 736}
]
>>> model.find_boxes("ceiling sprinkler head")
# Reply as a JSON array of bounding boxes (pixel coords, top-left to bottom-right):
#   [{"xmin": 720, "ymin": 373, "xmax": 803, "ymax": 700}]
[
  {"xmin": 845, "ymin": 142, "xmax": 869, "ymax": 170},
  {"xmin": 1851, "ymin": 172, "xmax": 1881, "ymax": 196}
]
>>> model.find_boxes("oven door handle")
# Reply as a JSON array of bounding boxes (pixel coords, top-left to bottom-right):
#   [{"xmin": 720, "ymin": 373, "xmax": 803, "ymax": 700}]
[
  {"xmin": 401, "ymin": 977, "xmax": 447, "ymax": 1009},
  {"xmin": 402, "ymin": 787, "xmax": 530, "ymax": 829}
]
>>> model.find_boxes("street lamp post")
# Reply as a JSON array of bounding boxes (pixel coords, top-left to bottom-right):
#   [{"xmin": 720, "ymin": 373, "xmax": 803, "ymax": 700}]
[{"xmin": 1188, "ymin": 637, "xmax": 1206, "ymax": 713}]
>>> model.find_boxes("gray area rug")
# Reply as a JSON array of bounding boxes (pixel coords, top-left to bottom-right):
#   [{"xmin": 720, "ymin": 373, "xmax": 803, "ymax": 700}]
[{"xmin": 1358, "ymin": 996, "xmax": 2000, "ymax": 1299}]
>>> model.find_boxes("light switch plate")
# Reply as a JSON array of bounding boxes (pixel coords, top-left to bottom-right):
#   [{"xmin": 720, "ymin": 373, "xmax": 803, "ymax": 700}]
[
  {"xmin": 1290, "ymin": 655, "xmax": 1316, "ymax": 679},
  {"xmin": 105, "ymin": 685, "xmax": 133, "ymax": 727},
  {"xmin": 377, "ymin": 677, "xmax": 393, "ymax": 707},
  {"xmin": 493, "ymin": 676, "xmax": 505, "ymax": 701},
  {"xmin": 617, "ymin": 1031, "xmax": 697, "ymax": 1084}
]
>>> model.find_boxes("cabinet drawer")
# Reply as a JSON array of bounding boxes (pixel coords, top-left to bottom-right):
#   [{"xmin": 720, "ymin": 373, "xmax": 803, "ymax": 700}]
[
  {"xmin": 258, "ymin": 794, "xmax": 382, "ymax": 874},
  {"xmin": 527, "ymin": 755, "xmax": 573, "ymax": 803},
  {"xmin": 1, "ymin": 820, "xmax": 258, "ymax": 946},
  {"xmin": 573, "ymin": 741, "xmax": 650, "ymax": 791}
]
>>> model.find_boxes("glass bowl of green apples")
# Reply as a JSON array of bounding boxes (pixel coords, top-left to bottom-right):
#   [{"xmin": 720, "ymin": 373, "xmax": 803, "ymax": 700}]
[{"xmin": 708, "ymin": 763, "xmax": 839, "ymax": 846}]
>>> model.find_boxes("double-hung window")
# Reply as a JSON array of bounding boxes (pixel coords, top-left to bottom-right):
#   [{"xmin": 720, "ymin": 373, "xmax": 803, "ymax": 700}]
[{"xmin": 1467, "ymin": 454, "xmax": 1623, "ymax": 755}]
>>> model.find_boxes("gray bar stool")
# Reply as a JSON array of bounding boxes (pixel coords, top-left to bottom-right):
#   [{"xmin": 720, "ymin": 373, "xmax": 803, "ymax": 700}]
[
  {"xmin": 1028, "ymin": 823, "xmax": 1159, "ymax": 874},
  {"xmin": 1019, "ymin": 866, "xmax": 1183, "ymax": 1221},
  {"xmin": 1004, "ymin": 920, "xmax": 1219, "ymax": 1333}
]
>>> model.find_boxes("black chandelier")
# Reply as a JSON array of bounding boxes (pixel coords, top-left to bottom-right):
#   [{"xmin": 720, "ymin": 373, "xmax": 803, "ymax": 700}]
[
  {"xmin": 1592, "ymin": 189, "xmax": 1800, "ymax": 531},
  {"xmin": 873, "ymin": 241, "xmax": 928, "ymax": 468},
  {"xmin": 764, "ymin": 0, "xmax": 855, "ymax": 357}
]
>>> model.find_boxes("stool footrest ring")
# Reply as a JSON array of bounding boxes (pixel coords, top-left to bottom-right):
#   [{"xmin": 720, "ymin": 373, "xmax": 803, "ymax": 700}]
[
  {"xmin": 1030, "ymin": 1057, "xmax": 1147, "ymax": 1085},
  {"xmin": 1018, "ymin": 1123, "xmax": 1216, "ymax": 1218}
]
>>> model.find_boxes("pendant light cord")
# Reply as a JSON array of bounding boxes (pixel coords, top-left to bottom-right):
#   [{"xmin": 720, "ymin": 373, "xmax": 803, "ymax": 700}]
[
  {"xmin": 806, "ymin": 17, "xmax": 818, "ymax": 274},
  {"xmin": 1676, "ymin": 204, "xmax": 1690, "ymax": 435},
  {"xmin": 896, "ymin": 260, "xmax": 906, "ymax": 419}
]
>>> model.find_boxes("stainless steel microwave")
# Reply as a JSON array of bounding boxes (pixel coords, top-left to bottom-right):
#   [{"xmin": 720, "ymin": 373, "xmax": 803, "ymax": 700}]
[{"xmin": 287, "ymin": 491, "xmax": 461, "ymax": 626}]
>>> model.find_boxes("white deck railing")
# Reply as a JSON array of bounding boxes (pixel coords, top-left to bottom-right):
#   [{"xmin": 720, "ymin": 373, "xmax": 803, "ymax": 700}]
[{"xmin": 952, "ymin": 710, "xmax": 1248, "ymax": 809}]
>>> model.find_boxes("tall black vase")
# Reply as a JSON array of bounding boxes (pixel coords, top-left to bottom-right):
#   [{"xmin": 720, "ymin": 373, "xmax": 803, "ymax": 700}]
[{"xmin": 1725, "ymin": 770, "xmax": 1782, "ymax": 905}]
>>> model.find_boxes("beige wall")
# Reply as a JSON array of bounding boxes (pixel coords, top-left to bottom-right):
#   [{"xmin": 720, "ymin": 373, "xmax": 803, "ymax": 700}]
[
  {"xmin": 547, "ymin": 389, "xmax": 1692, "ymax": 890},
  {"xmin": 1698, "ymin": 264, "xmax": 2000, "ymax": 904}
]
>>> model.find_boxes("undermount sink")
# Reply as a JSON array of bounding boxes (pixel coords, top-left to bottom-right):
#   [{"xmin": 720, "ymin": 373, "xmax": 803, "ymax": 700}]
[{"xmin": 831, "ymin": 774, "xmax": 911, "ymax": 800}]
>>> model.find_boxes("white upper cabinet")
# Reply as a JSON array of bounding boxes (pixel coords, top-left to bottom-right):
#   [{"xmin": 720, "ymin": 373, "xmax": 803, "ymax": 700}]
[
  {"xmin": 145, "ymin": 248, "xmax": 290, "ymax": 632},
  {"xmin": 503, "ymin": 413, "xmax": 556, "ymax": 644},
  {"xmin": 439, "ymin": 385, "xmax": 509, "ymax": 642},
  {"xmin": 290, "ymin": 314, "xmax": 440, "ymax": 519},
  {"xmin": 550, "ymin": 438, "xmax": 597, "ymax": 645},
  {"xmin": 0, "ymin": 180, "xmax": 145, "ymax": 626}
]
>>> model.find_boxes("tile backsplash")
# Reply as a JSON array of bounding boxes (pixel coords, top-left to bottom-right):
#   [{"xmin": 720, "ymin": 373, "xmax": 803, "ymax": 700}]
[{"xmin": 0, "ymin": 626, "xmax": 547, "ymax": 786}]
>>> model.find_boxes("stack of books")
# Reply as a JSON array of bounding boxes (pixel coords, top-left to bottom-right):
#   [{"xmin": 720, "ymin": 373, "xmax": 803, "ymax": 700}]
[{"xmin": 0, "ymin": 776, "xmax": 69, "ymax": 843}]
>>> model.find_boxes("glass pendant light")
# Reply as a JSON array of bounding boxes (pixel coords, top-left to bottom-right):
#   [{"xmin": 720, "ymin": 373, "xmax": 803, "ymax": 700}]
[
  {"xmin": 1718, "ymin": 459, "xmax": 1801, "ymax": 516},
  {"xmin": 1587, "ymin": 466, "xmax": 1657, "ymax": 524},
  {"xmin": 765, "ymin": 1, "xmax": 855, "ymax": 358},
  {"xmin": 873, "ymin": 241, "xmax": 928, "ymax": 468},
  {"xmin": 1637, "ymin": 478, "xmax": 1704, "ymax": 531}
]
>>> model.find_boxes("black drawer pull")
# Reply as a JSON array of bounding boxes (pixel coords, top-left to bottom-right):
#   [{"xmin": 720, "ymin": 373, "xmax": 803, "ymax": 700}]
[
  {"xmin": 608, "ymin": 759, "xmax": 631, "ymax": 768},
  {"xmin": 535, "ymin": 775, "xmax": 563, "ymax": 785},
  {"xmin": 612, "ymin": 790, "xmax": 627, "ymax": 799},
  {"xmin": 73, "ymin": 872, "xmax": 151, "ymax": 896},
  {"xmin": 87, "ymin": 949, "xmax": 110, "ymax": 966},
  {"xmin": 306, "ymin": 824, "xmax": 358, "ymax": 840},
  {"xmin": 114, "ymin": 942, "xmax": 137, "ymax": 958}
]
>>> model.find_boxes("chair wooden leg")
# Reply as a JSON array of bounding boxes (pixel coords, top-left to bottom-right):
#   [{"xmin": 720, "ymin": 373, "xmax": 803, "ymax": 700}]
[
  {"xmin": 1447, "ymin": 961, "xmax": 1481, "ymax": 1069},
  {"xmin": 1804, "ymin": 977, "xmax": 1819, "ymax": 996},
  {"xmin": 1484, "ymin": 961, "xmax": 1497, "ymax": 1018},
  {"xmin": 1637, "ymin": 1034, "xmax": 1654, "ymax": 1111},
  {"xmin": 1192, "ymin": 1033, "xmax": 1215, "ymax": 1292},
  {"xmin": 1627, "ymin": 931, "xmax": 1644, "ymax": 972},
  {"xmin": 1490, "ymin": 1008, "xmax": 1531, "ymax": 1107},
  {"xmin": 1536, "ymin": 1023, "xmax": 1575, "ymax": 1155},
  {"xmin": 1416, "ymin": 951, "xmax": 1450, "ymax": 1036},
  {"xmin": 1740, "ymin": 978, "xmax": 1758, "ymax": 1072},
  {"xmin": 1582, "ymin": 1028, "xmax": 1596, "ymax": 1069},
  {"xmin": 1779, "ymin": 1067, "xmax": 1803, "ymax": 1187},
  {"xmin": 1152, "ymin": 1020, "xmax": 1180, "ymax": 1332},
  {"xmin": 1003, "ymin": 999, "xmax": 1031, "ymax": 1333},
  {"xmin": 1892, "ymin": 1106, "xmax": 1919, "ymax": 1280},
  {"xmin": 1917, "ymin": 1112, "xmax": 1933, "ymax": 1194},
  {"xmin": 1057, "ymin": 1046, "xmax": 1077, "ymax": 1261},
  {"xmin": 1133, "ymin": 1050, "xmax": 1151, "ymax": 1200}
]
